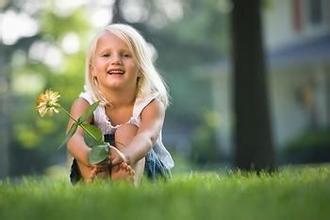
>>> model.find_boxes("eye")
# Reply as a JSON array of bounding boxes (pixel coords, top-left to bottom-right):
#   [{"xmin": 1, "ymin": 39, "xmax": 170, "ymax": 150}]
[
  {"xmin": 101, "ymin": 53, "xmax": 110, "ymax": 57},
  {"xmin": 123, "ymin": 53, "xmax": 131, "ymax": 58},
  {"xmin": 120, "ymin": 51, "xmax": 132, "ymax": 58}
]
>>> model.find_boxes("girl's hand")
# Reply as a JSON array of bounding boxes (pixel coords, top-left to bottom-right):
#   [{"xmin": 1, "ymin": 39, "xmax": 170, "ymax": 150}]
[
  {"xmin": 111, "ymin": 162, "xmax": 135, "ymax": 181},
  {"xmin": 86, "ymin": 166, "xmax": 98, "ymax": 183},
  {"xmin": 118, "ymin": 162, "xmax": 135, "ymax": 176},
  {"xmin": 108, "ymin": 145, "xmax": 129, "ymax": 166}
]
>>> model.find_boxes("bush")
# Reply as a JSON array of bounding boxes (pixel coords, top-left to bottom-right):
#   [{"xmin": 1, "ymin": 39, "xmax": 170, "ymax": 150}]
[
  {"xmin": 190, "ymin": 111, "xmax": 222, "ymax": 165},
  {"xmin": 282, "ymin": 129, "xmax": 330, "ymax": 164}
]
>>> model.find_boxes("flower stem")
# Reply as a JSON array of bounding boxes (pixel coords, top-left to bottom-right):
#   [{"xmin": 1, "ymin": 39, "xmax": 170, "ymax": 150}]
[
  {"xmin": 60, "ymin": 105, "xmax": 100, "ymax": 143},
  {"xmin": 60, "ymin": 105, "xmax": 78, "ymax": 123}
]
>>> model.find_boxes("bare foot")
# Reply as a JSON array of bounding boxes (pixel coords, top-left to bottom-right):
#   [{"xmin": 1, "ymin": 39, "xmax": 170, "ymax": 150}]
[
  {"xmin": 111, "ymin": 162, "xmax": 135, "ymax": 182},
  {"xmin": 76, "ymin": 161, "xmax": 95, "ymax": 182},
  {"xmin": 85, "ymin": 166, "xmax": 98, "ymax": 183},
  {"xmin": 78, "ymin": 161, "xmax": 111, "ymax": 183}
]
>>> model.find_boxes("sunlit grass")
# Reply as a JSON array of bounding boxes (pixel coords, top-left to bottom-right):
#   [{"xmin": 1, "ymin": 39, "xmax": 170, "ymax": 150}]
[{"xmin": 1, "ymin": 164, "xmax": 330, "ymax": 220}]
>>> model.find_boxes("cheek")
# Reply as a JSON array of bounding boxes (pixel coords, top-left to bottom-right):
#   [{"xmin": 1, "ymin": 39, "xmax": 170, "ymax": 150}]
[
  {"xmin": 93, "ymin": 60, "xmax": 106, "ymax": 73},
  {"xmin": 127, "ymin": 61, "xmax": 138, "ymax": 72},
  {"xmin": 94, "ymin": 59, "xmax": 103, "ymax": 68}
]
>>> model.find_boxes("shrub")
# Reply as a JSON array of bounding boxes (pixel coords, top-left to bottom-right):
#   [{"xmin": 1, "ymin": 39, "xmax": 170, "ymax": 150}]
[{"xmin": 282, "ymin": 128, "xmax": 330, "ymax": 164}]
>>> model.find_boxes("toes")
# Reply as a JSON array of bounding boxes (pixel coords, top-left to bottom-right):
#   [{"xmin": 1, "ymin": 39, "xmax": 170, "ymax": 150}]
[
  {"xmin": 120, "ymin": 163, "xmax": 135, "ymax": 176},
  {"xmin": 86, "ymin": 167, "xmax": 97, "ymax": 183}
]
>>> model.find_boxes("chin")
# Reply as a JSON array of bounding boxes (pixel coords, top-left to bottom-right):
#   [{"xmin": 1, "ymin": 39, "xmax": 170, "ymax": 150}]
[
  {"xmin": 104, "ymin": 78, "xmax": 124, "ymax": 88},
  {"xmin": 107, "ymin": 84, "xmax": 123, "ymax": 90}
]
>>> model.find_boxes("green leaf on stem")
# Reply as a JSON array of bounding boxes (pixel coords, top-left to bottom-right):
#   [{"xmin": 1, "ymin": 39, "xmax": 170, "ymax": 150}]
[
  {"xmin": 57, "ymin": 122, "xmax": 79, "ymax": 149},
  {"xmin": 78, "ymin": 101, "xmax": 100, "ymax": 124},
  {"xmin": 81, "ymin": 123, "xmax": 104, "ymax": 146},
  {"xmin": 89, "ymin": 144, "xmax": 109, "ymax": 165}
]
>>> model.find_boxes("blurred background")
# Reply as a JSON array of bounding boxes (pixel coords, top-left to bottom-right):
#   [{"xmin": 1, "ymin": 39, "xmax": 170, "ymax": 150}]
[{"xmin": 0, "ymin": 0, "xmax": 330, "ymax": 179}]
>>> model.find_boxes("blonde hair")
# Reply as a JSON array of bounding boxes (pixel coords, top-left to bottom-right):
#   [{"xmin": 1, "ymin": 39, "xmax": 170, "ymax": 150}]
[{"xmin": 84, "ymin": 23, "xmax": 169, "ymax": 108}]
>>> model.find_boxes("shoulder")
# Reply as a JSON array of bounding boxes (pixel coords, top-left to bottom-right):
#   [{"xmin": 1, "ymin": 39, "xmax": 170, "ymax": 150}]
[
  {"xmin": 79, "ymin": 91, "xmax": 96, "ymax": 104},
  {"xmin": 70, "ymin": 97, "xmax": 92, "ymax": 122},
  {"xmin": 140, "ymin": 98, "xmax": 165, "ymax": 121},
  {"xmin": 70, "ymin": 90, "xmax": 98, "ymax": 113},
  {"xmin": 71, "ymin": 97, "xmax": 90, "ymax": 109}
]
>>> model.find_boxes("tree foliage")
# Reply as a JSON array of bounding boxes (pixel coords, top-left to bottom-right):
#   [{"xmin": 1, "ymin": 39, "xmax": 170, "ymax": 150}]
[{"xmin": 7, "ymin": 3, "xmax": 91, "ymax": 174}]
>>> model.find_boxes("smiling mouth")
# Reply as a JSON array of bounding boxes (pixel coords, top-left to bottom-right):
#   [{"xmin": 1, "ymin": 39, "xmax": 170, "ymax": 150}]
[{"xmin": 107, "ymin": 69, "xmax": 125, "ymax": 75}]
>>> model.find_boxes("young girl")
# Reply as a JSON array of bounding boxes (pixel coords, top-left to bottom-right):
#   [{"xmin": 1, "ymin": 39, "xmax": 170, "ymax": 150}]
[{"xmin": 67, "ymin": 23, "xmax": 174, "ymax": 184}]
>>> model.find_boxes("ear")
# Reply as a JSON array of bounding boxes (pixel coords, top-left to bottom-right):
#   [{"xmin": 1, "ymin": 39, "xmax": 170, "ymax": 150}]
[
  {"xmin": 89, "ymin": 63, "xmax": 96, "ymax": 77},
  {"xmin": 137, "ymin": 69, "xmax": 143, "ymax": 78}
]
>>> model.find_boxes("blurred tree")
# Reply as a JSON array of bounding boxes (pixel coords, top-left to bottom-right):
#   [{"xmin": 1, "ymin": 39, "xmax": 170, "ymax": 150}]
[
  {"xmin": 0, "ymin": 0, "xmax": 18, "ymax": 178},
  {"xmin": 5, "ymin": 1, "xmax": 91, "ymax": 176},
  {"xmin": 0, "ymin": 44, "xmax": 11, "ymax": 178},
  {"xmin": 230, "ymin": 0, "xmax": 275, "ymax": 171},
  {"xmin": 190, "ymin": 111, "xmax": 222, "ymax": 165},
  {"xmin": 112, "ymin": 0, "xmax": 124, "ymax": 23},
  {"xmin": 149, "ymin": 0, "xmax": 229, "ymax": 131}
]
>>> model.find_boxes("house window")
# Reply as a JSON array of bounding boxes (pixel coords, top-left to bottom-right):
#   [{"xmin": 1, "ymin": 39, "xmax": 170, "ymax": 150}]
[
  {"xmin": 308, "ymin": 0, "xmax": 322, "ymax": 25},
  {"xmin": 292, "ymin": 0, "xmax": 327, "ymax": 34}
]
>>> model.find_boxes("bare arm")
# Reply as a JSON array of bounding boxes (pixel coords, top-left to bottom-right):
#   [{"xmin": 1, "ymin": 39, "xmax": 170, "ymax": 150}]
[
  {"xmin": 121, "ymin": 99, "xmax": 165, "ymax": 165},
  {"xmin": 66, "ymin": 98, "xmax": 93, "ymax": 167}
]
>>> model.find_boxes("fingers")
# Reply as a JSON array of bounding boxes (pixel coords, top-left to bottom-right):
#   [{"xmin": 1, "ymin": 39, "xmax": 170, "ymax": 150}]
[
  {"xmin": 111, "ymin": 162, "xmax": 135, "ymax": 182},
  {"xmin": 109, "ymin": 145, "xmax": 127, "ymax": 166},
  {"xmin": 86, "ymin": 166, "xmax": 98, "ymax": 183},
  {"xmin": 112, "ymin": 162, "xmax": 135, "ymax": 176},
  {"xmin": 119, "ymin": 162, "xmax": 135, "ymax": 176}
]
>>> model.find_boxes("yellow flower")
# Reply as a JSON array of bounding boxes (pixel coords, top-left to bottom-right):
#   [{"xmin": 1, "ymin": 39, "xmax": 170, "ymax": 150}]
[{"xmin": 36, "ymin": 89, "xmax": 61, "ymax": 117}]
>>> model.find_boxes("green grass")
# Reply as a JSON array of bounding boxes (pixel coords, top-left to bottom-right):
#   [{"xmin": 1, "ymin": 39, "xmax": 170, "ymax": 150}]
[{"xmin": 1, "ymin": 165, "xmax": 330, "ymax": 220}]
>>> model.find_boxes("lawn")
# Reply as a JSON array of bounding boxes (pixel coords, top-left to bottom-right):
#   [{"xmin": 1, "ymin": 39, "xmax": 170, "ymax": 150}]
[{"xmin": 0, "ymin": 164, "xmax": 329, "ymax": 220}]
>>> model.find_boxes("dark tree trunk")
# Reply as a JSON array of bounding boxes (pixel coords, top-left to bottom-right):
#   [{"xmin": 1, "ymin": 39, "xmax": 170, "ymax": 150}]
[
  {"xmin": 112, "ymin": 0, "xmax": 125, "ymax": 24},
  {"xmin": 0, "ymin": 44, "xmax": 11, "ymax": 179},
  {"xmin": 326, "ymin": 71, "xmax": 330, "ymax": 126},
  {"xmin": 230, "ymin": 0, "xmax": 275, "ymax": 171}
]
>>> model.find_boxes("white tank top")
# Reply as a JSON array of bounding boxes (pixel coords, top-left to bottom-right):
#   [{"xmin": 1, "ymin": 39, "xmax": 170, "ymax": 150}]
[{"xmin": 79, "ymin": 91, "xmax": 174, "ymax": 169}]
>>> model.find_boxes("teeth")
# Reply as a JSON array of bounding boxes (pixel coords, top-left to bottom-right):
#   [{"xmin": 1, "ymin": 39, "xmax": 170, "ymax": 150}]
[{"xmin": 108, "ymin": 70, "xmax": 124, "ymax": 74}]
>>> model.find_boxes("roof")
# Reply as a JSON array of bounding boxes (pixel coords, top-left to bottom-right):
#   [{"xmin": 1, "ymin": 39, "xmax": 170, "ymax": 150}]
[
  {"xmin": 268, "ymin": 34, "xmax": 330, "ymax": 68},
  {"xmin": 195, "ymin": 33, "xmax": 330, "ymax": 79}
]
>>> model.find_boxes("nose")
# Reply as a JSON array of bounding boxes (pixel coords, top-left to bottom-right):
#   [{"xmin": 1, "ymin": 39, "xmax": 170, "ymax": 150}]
[{"xmin": 111, "ymin": 54, "xmax": 122, "ymax": 65}]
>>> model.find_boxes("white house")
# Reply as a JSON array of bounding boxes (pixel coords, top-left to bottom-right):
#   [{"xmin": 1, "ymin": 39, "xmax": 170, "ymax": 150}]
[{"xmin": 205, "ymin": 0, "xmax": 330, "ymax": 157}]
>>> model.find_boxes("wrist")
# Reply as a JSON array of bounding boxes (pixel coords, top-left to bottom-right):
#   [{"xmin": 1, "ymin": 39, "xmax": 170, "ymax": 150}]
[
  {"xmin": 121, "ymin": 148, "xmax": 133, "ymax": 165},
  {"xmin": 86, "ymin": 148, "xmax": 93, "ymax": 166}
]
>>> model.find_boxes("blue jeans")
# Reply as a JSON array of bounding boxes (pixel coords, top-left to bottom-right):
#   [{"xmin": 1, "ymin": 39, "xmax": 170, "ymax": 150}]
[{"xmin": 70, "ymin": 134, "xmax": 171, "ymax": 184}]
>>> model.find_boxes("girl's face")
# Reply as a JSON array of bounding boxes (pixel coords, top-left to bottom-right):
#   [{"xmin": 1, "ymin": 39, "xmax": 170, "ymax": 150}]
[{"xmin": 91, "ymin": 31, "xmax": 139, "ymax": 93}]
